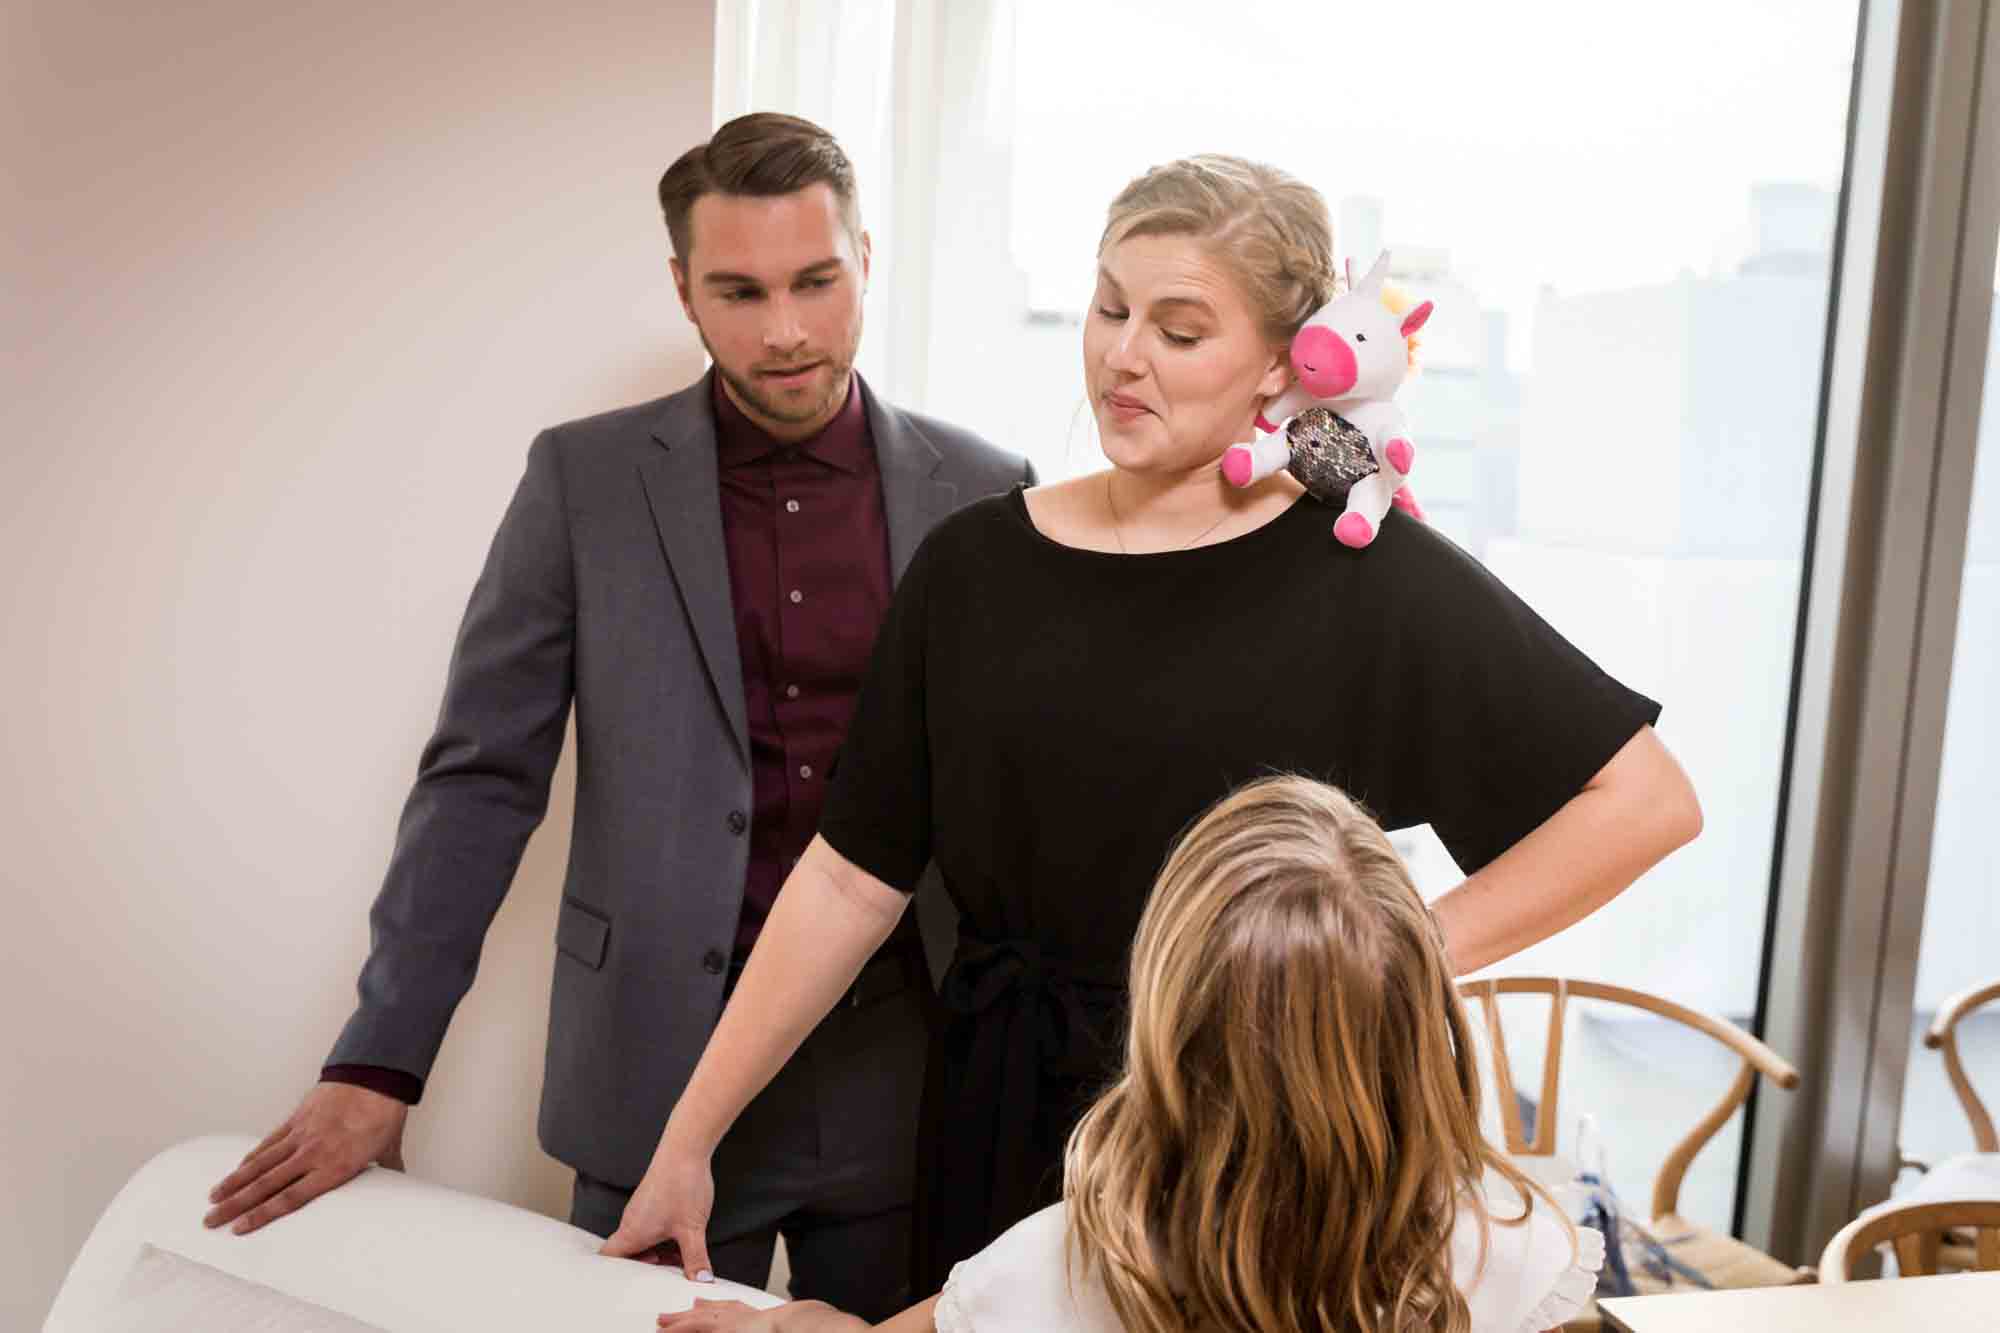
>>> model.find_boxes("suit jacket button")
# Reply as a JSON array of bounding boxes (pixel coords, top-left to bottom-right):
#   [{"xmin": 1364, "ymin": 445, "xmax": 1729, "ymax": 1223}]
[
  {"xmin": 727, "ymin": 810, "xmax": 747, "ymax": 835},
  {"xmin": 702, "ymin": 949, "xmax": 726, "ymax": 974}
]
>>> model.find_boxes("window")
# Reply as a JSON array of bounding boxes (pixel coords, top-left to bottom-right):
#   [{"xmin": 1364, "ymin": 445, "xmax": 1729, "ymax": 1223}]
[{"xmin": 727, "ymin": 0, "xmax": 1867, "ymax": 1230}]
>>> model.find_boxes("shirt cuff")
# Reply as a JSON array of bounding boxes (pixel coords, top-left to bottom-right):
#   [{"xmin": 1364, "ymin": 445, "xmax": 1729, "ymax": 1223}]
[{"xmin": 321, "ymin": 1063, "xmax": 424, "ymax": 1106}]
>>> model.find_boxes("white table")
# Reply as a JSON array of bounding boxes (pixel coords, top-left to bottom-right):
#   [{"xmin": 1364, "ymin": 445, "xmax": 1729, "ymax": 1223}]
[
  {"xmin": 1599, "ymin": 1269, "xmax": 2000, "ymax": 1331},
  {"xmin": 46, "ymin": 1136, "xmax": 782, "ymax": 1332}
]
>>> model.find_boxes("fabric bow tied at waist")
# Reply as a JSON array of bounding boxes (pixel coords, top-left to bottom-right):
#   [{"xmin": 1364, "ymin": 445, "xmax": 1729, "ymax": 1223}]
[{"xmin": 933, "ymin": 932, "xmax": 1127, "ymax": 1250}]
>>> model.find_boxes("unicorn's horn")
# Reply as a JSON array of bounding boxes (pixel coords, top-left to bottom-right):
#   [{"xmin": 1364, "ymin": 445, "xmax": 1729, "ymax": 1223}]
[{"xmin": 1357, "ymin": 250, "xmax": 1392, "ymax": 295}]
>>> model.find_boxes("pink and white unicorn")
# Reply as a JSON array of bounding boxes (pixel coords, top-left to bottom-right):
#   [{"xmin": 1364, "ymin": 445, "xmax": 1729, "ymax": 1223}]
[{"xmin": 1221, "ymin": 251, "xmax": 1434, "ymax": 548}]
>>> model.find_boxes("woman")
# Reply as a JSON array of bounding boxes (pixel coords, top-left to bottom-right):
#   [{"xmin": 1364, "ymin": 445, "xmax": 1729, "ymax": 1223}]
[
  {"xmin": 603, "ymin": 154, "xmax": 1699, "ymax": 1291},
  {"xmin": 656, "ymin": 776, "xmax": 1604, "ymax": 1332}
]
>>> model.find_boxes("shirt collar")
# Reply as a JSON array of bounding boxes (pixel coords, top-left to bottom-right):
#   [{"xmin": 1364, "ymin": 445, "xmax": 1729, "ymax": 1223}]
[{"xmin": 711, "ymin": 370, "xmax": 871, "ymax": 475}]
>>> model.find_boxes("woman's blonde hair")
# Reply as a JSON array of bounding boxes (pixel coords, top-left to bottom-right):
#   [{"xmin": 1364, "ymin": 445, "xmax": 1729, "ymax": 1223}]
[
  {"xmin": 1100, "ymin": 155, "xmax": 1338, "ymax": 348},
  {"xmin": 1064, "ymin": 776, "xmax": 1545, "ymax": 1331}
]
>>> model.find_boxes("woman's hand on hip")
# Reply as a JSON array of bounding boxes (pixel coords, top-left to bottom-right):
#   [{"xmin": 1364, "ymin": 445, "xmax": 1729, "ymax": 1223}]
[{"xmin": 600, "ymin": 1139, "xmax": 716, "ymax": 1280}]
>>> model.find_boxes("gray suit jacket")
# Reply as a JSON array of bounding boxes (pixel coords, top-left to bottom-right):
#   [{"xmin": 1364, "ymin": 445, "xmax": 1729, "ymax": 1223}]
[{"xmin": 328, "ymin": 372, "xmax": 1032, "ymax": 1185}]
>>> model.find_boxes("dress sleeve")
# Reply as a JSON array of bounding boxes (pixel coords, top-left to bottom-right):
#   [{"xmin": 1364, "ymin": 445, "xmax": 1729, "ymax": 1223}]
[
  {"xmin": 1452, "ymin": 1174, "xmax": 1605, "ymax": 1333},
  {"xmin": 816, "ymin": 529, "xmax": 939, "ymax": 894},
  {"xmin": 1376, "ymin": 523, "xmax": 1662, "ymax": 874}
]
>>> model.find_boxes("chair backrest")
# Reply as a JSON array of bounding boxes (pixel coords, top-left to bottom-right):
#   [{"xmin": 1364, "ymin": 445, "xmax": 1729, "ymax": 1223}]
[
  {"xmin": 1924, "ymin": 977, "xmax": 2000, "ymax": 1154},
  {"xmin": 1818, "ymin": 1199, "xmax": 2000, "ymax": 1282},
  {"xmin": 1458, "ymin": 976, "xmax": 1801, "ymax": 1224}
]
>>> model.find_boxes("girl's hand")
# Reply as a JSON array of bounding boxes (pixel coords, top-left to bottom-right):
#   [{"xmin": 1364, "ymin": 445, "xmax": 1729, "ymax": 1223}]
[
  {"xmin": 656, "ymin": 1298, "xmax": 868, "ymax": 1332},
  {"xmin": 656, "ymin": 1297, "xmax": 767, "ymax": 1331}
]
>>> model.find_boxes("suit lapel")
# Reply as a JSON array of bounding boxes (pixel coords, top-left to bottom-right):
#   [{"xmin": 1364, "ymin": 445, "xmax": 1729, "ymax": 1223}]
[
  {"xmin": 862, "ymin": 377, "xmax": 957, "ymax": 577},
  {"xmin": 640, "ymin": 378, "xmax": 749, "ymax": 766}
]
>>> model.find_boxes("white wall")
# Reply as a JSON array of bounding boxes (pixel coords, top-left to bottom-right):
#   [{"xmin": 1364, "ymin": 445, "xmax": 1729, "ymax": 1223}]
[{"xmin": 2, "ymin": 3, "xmax": 714, "ymax": 1323}]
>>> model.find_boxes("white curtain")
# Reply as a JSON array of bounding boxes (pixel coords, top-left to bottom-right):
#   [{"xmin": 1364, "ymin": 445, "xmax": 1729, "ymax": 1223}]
[{"xmin": 712, "ymin": 0, "xmax": 1030, "ymax": 428}]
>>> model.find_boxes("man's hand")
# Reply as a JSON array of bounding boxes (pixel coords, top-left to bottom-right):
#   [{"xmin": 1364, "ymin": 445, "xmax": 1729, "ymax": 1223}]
[
  {"xmin": 601, "ymin": 1136, "xmax": 716, "ymax": 1279},
  {"xmin": 203, "ymin": 1081, "xmax": 408, "ymax": 1234}
]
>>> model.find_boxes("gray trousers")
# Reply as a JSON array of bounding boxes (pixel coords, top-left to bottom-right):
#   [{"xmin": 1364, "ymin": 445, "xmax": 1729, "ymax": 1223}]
[{"xmin": 569, "ymin": 967, "xmax": 929, "ymax": 1322}]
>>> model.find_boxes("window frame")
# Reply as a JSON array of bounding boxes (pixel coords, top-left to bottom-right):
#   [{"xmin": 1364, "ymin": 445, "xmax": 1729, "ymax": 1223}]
[{"xmin": 1742, "ymin": 0, "xmax": 2000, "ymax": 1262}]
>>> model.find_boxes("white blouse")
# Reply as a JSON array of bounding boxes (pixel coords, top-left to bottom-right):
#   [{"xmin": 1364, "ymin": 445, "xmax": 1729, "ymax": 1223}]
[{"xmin": 934, "ymin": 1172, "xmax": 1603, "ymax": 1333}]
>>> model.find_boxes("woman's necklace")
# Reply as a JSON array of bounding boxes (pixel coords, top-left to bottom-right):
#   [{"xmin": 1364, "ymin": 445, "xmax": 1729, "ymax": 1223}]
[{"xmin": 1104, "ymin": 473, "xmax": 1232, "ymax": 553}]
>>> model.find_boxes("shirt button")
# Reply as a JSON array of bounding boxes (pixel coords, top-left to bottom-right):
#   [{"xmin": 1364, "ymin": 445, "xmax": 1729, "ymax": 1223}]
[
  {"xmin": 799, "ymin": 764, "xmax": 813, "ymax": 780},
  {"xmin": 785, "ymin": 684, "xmax": 800, "ymax": 700},
  {"xmin": 727, "ymin": 810, "xmax": 747, "ymax": 835},
  {"xmin": 701, "ymin": 948, "xmax": 726, "ymax": 974},
  {"xmin": 789, "ymin": 589, "xmax": 803, "ymax": 604},
  {"xmin": 785, "ymin": 499, "xmax": 800, "ymax": 514}
]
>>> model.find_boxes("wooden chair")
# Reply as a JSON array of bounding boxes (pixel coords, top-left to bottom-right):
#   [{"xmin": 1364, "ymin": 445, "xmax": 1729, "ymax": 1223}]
[
  {"xmin": 1894, "ymin": 978, "xmax": 2000, "ymax": 1274},
  {"xmin": 1818, "ymin": 1199, "xmax": 2000, "ymax": 1282},
  {"xmin": 1923, "ymin": 976, "xmax": 2000, "ymax": 1154},
  {"xmin": 1459, "ymin": 978, "xmax": 1809, "ymax": 1330}
]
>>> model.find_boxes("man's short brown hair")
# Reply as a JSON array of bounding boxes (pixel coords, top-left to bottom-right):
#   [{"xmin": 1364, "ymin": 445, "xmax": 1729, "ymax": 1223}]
[{"xmin": 658, "ymin": 112, "xmax": 861, "ymax": 263}]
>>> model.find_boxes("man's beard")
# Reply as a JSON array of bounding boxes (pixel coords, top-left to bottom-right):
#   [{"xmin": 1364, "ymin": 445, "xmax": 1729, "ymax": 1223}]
[{"xmin": 703, "ymin": 324, "xmax": 862, "ymax": 431}]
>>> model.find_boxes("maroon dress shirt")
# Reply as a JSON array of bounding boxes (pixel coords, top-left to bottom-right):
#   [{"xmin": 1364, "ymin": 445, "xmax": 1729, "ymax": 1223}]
[
  {"xmin": 325, "ymin": 372, "xmax": 894, "ymax": 1105},
  {"xmin": 711, "ymin": 372, "xmax": 893, "ymax": 957}
]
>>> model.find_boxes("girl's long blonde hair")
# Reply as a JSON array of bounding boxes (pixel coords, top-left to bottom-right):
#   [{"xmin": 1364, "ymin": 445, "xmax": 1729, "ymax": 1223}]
[{"xmin": 1064, "ymin": 776, "xmax": 1545, "ymax": 1331}]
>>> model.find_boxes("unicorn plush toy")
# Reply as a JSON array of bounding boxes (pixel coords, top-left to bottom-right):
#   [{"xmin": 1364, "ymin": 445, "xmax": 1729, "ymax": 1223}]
[{"xmin": 1221, "ymin": 250, "xmax": 1434, "ymax": 548}]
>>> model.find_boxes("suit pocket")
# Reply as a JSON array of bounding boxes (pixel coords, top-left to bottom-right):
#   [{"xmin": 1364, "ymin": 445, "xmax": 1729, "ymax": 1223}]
[{"xmin": 556, "ymin": 897, "xmax": 610, "ymax": 970}]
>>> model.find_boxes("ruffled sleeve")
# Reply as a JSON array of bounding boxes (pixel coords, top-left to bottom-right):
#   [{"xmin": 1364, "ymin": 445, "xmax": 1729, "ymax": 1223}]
[
  {"xmin": 1452, "ymin": 1171, "xmax": 1606, "ymax": 1333},
  {"xmin": 1512, "ymin": 1220, "xmax": 1603, "ymax": 1332},
  {"xmin": 933, "ymin": 1203, "xmax": 1123, "ymax": 1333},
  {"xmin": 932, "ymin": 1259, "xmax": 979, "ymax": 1333}
]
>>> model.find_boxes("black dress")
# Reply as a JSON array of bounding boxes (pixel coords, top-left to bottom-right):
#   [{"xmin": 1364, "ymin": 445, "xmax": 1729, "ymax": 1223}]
[{"xmin": 817, "ymin": 487, "xmax": 1660, "ymax": 1290}]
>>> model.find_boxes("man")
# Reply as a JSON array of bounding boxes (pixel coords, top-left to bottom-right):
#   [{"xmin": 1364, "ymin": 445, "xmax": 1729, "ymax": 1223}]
[{"xmin": 202, "ymin": 112, "xmax": 1032, "ymax": 1319}]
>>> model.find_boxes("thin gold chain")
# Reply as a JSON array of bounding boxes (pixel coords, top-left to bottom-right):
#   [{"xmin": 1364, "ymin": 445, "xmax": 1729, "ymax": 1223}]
[{"xmin": 1105, "ymin": 473, "xmax": 1231, "ymax": 553}]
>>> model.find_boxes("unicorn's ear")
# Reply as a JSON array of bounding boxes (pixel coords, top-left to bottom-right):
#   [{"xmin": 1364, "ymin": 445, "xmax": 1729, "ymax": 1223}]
[
  {"xmin": 1357, "ymin": 250, "xmax": 1392, "ymax": 296},
  {"xmin": 1344, "ymin": 257, "xmax": 1355, "ymax": 291},
  {"xmin": 1400, "ymin": 300, "xmax": 1435, "ymax": 337}
]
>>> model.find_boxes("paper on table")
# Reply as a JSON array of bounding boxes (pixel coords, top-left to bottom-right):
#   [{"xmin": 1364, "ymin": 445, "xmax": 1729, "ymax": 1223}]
[{"xmin": 102, "ymin": 1245, "xmax": 390, "ymax": 1332}]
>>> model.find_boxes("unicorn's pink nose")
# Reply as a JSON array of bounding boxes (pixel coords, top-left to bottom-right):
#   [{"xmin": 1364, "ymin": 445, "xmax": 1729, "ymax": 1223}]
[{"xmin": 1291, "ymin": 325, "xmax": 1356, "ymax": 398}]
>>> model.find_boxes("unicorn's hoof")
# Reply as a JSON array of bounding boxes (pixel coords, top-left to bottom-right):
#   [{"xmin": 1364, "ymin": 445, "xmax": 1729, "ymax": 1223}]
[
  {"xmin": 1384, "ymin": 437, "xmax": 1415, "ymax": 474},
  {"xmin": 1334, "ymin": 512, "xmax": 1375, "ymax": 548},
  {"xmin": 1221, "ymin": 445, "xmax": 1256, "ymax": 488}
]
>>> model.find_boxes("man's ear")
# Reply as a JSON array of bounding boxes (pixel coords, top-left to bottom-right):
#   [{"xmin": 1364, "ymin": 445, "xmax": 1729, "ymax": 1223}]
[{"xmin": 859, "ymin": 230, "xmax": 872, "ymax": 290}]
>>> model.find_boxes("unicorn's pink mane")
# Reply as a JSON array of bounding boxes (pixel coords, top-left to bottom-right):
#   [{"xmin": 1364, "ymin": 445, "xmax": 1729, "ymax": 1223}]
[
  {"xmin": 1334, "ymin": 260, "xmax": 1424, "ymax": 371},
  {"xmin": 1378, "ymin": 282, "xmax": 1424, "ymax": 372}
]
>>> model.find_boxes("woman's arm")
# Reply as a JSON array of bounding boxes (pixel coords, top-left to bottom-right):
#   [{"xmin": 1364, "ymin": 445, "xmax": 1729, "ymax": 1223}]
[
  {"xmin": 602, "ymin": 834, "xmax": 911, "ymax": 1273},
  {"xmin": 1429, "ymin": 726, "xmax": 1700, "ymax": 976}
]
